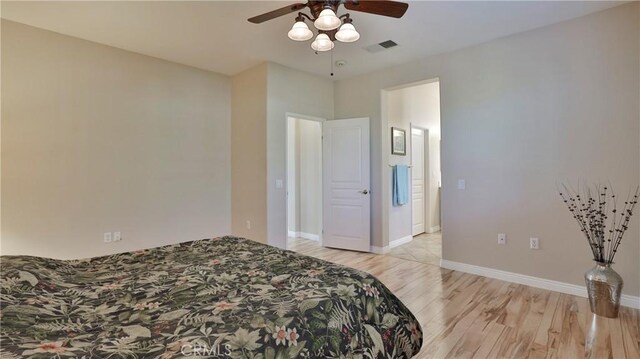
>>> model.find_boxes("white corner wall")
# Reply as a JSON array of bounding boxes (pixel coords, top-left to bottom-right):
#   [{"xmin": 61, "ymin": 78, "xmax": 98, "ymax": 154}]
[
  {"xmin": 335, "ymin": 3, "xmax": 640, "ymax": 296},
  {"xmin": 287, "ymin": 117, "xmax": 322, "ymax": 238},
  {"xmin": 298, "ymin": 119, "xmax": 322, "ymax": 237},
  {"xmin": 286, "ymin": 118, "xmax": 300, "ymax": 234}
]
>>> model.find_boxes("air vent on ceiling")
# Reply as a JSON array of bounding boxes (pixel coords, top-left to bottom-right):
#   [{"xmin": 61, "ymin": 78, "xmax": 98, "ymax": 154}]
[
  {"xmin": 379, "ymin": 40, "xmax": 398, "ymax": 48},
  {"xmin": 364, "ymin": 40, "xmax": 399, "ymax": 53}
]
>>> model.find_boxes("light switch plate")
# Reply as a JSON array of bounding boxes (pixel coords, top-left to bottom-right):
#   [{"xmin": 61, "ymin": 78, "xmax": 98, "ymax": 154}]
[
  {"xmin": 458, "ymin": 179, "xmax": 466, "ymax": 190},
  {"xmin": 498, "ymin": 233, "xmax": 506, "ymax": 245},
  {"xmin": 104, "ymin": 232, "xmax": 112, "ymax": 243},
  {"xmin": 113, "ymin": 232, "xmax": 122, "ymax": 242},
  {"xmin": 276, "ymin": 179, "xmax": 284, "ymax": 189}
]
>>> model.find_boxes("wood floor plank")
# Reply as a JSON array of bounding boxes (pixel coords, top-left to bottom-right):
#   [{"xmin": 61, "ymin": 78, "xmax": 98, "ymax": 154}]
[
  {"xmin": 585, "ymin": 313, "xmax": 612, "ymax": 359},
  {"xmin": 609, "ymin": 314, "xmax": 627, "ymax": 359},
  {"xmin": 287, "ymin": 237, "xmax": 639, "ymax": 358},
  {"xmin": 501, "ymin": 287, "xmax": 549, "ymax": 358},
  {"xmin": 527, "ymin": 291, "xmax": 561, "ymax": 359},
  {"xmin": 445, "ymin": 280, "xmax": 508, "ymax": 357},
  {"xmin": 619, "ymin": 306, "xmax": 640, "ymax": 358}
]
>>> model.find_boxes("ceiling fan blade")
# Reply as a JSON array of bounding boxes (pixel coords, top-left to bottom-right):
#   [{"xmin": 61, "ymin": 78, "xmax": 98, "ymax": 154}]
[
  {"xmin": 344, "ymin": 0, "xmax": 408, "ymax": 18},
  {"xmin": 248, "ymin": 3, "xmax": 308, "ymax": 23}
]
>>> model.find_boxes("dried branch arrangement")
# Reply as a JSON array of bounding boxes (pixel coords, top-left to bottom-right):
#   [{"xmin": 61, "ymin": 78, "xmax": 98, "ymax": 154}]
[{"xmin": 559, "ymin": 183, "xmax": 639, "ymax": 264}]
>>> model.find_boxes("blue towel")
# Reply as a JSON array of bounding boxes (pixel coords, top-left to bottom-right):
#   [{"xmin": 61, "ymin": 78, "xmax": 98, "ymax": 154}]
[{"xmin": 393, "ymin": 165, "xmax": 409, "ymax": 206}]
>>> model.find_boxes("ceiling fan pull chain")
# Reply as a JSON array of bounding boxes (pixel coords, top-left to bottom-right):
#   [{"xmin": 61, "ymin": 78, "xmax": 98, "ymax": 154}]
[{"xmin": 330, "ymin": 47, "xmax": 334, "ymax": 77}]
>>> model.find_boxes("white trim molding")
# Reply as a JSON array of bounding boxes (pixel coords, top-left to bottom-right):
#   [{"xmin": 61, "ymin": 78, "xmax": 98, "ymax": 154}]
[
  {"xmin": 369, "ymin": 245, "xmax": 389, "ymax": 254},
  {"xmin": 389, "ymin": 235, "xmax": 413, "ymax": 248},
  {"xmin": 288, "ymin": 231, "xmax": 319, "ymax": 241},
  {"xmin": 299, "ymin": 232, "xmax": 319, "ymax": 241},
  {"xmin": 427, "ymin": 225, "xmax": 441, "ymax": 234},
  {"xmin": 371, "ymin": 235, "xmax": 412, "ymax": 254},
  {"xmin": 440, "ymin": 260, "xmax": 640, "ymax": 309}
]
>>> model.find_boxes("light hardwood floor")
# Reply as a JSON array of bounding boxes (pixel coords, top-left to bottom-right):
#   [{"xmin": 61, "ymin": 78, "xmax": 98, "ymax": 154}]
[
  {"xmin": 388, "ymin": 232, "xmax": 442, "ymax": 266},
  {"xmin": 287, "ymin": 237, "xmax": 640, "ymax": 359}
]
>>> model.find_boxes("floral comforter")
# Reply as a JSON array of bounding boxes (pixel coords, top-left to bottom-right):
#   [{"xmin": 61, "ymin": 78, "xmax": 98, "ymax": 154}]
[{"xmin": 0, "ymin": 236, "xmax": 422, "ymax": 358}]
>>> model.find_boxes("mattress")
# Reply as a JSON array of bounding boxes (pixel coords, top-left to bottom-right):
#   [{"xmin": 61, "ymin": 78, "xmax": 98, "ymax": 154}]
[{"xmin": 0, "ymin": 236, "xmax": 423, "ymax": 358}]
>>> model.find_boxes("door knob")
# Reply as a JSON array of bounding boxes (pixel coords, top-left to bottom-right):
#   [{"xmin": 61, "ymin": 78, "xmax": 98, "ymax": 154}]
[{"xmin": 359, "ymin": 190, "xmax": 369, "ymax": 195}]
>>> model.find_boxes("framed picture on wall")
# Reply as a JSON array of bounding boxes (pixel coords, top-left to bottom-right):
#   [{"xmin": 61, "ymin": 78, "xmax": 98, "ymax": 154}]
[{"xmin": 391, "ymin": 127, "xmax": 406, "ymax": 155}]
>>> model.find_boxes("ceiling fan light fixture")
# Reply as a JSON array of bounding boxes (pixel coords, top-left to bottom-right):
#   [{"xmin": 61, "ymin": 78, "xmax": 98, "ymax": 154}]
[
  {"xmin": 287, "ymin": 20, "xmax": 314, "ymax": 41},
  {"xmin": 335, "ymin": 22, "xmax": 360, "ymax": 43},
  {"xmin": 314, "ymin": 8, "xmax": 341, "ymax": 31},
  {"xmin": 311, "ymin": 33, "xmax": 334, "ymax": 52}
]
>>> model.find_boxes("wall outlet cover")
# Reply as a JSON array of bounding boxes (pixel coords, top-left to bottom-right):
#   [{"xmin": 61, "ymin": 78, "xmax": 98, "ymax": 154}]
[{"xmin": 530, "ymin": 237, "xmax": 540, "ymax": 250}]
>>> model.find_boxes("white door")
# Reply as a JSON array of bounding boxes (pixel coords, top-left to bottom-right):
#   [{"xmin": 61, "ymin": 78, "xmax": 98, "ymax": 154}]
[
  {"xmin": 322, "ymin": 118, "xmax": 370, "ymax": 252},
  {"xmin": 411, "ymin": 128, "xmax": 426, "ymax": 236}
]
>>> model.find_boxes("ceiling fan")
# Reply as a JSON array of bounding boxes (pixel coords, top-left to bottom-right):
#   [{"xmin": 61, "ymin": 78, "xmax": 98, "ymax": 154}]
[{"xmin": 248, "ymin": 0, "xmax": 409, "ymax": 52}]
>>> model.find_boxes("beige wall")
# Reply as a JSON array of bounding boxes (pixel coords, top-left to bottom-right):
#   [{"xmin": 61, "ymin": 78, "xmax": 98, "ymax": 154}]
[
  {"xmin": 1, "ymin": 20, "xmax": 231, "ymax": 259},
  {"xmin": 387, "ymin": 82, "xmax": 442, "ymax": 242},
  {"xmin": 231, "ymin": 64, "xmax": 268, "ymax": 242},
  {"xmin": 335, "ymin": 3, "xmax": 640, "ymax": 296}
]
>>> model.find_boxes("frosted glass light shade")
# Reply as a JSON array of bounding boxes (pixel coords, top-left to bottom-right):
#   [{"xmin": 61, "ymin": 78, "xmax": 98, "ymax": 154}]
[
  {"xmin": 335, "ymin": 23, "xmax": 360, "ymax": 42},
  {"xmin": 287, "ymin": 21, "xmax": 313, "ymax": 41},
  {"xmin": 314, "ymin": 8, "xmax": 341, "ymax": 30},
  {"xmin": 311, "ymin": 33, "xmax": 334, "ymax": 51}
]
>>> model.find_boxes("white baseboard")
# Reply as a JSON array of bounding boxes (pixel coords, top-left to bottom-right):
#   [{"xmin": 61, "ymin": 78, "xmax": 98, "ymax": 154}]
[
  {"xmin": 440, "ymin": 259, "xmax": 640, "ymax": 310},
  {"xmin": 427, "ymin": 225, "xmax": 441, "ymax": 234},
  {"xmin": 370, "ymin": 235, "xmax": 412, "ymax": 254},
  {"xmin": 370, "ymin": 245, "xmax": 389, "ymax": 254},
  {"xmin": 389, "ymin": 235, "xmax": 413, "ymax": 248},
  {"xmin": 299, "ymin": 232, "xmax": 319, "ymax": 241},
  {"xmin": 288, "ymin": 231, "xmax": 319, "ymax": 241}
]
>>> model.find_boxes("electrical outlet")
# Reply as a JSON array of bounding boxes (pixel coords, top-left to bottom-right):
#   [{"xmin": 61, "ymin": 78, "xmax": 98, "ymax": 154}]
[
  {"xmin": 103, "ymin": 232, "xmax": 112, "ymax": 243},
  {"xmin": 498, "ymin": 233, "xmax": 506, "ymax": 245},
  {"xmin": 530, "ymin": 237, "xmax": 540, "ymax": 250},
  {"xmin": 246, "ymin": 220, "xmax": 251, "ymax": 229},
  {"xmin": 113, "ymin": 232, "xmax": 122, "ymax": 242}
]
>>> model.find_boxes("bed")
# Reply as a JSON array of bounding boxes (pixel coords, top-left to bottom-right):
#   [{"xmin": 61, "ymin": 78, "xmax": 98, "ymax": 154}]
[{"xmin": 0, "ymin": 236, "xmax": 423, "ymax": 358}]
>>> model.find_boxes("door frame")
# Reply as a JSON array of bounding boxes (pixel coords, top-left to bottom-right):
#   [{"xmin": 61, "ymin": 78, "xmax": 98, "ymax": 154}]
[
  {"xmin": 410, "ymin": 124, "xmax": 431, "ymax": 237},
  {"xmin": 285, "ymin": 113, "xmax": 326, "ymax": 249}
]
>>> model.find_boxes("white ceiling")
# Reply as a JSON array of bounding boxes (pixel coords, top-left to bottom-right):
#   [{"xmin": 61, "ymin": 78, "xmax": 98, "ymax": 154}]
[{"xmin": 1, "ymin": 1, "xmax": 624, "ymax": 80}]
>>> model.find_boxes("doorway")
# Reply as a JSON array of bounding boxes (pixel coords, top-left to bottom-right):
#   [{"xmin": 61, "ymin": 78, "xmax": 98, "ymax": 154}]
[
  {"xmin": 286, "ymin": 116, "xmax": 372, "ymax": 253},
  {"xmin": 385, "ymin": 79, "xmax": 442, "ymax": 265},
  {"xmin": 287, "ymin": 116, "xmax": 323, "ymax": 248}
]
